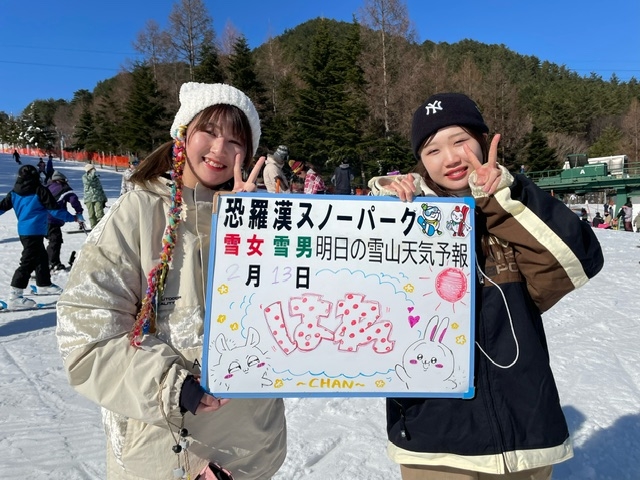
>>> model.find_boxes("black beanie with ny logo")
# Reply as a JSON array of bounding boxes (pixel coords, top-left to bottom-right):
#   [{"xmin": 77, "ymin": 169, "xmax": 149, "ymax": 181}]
[{"xmin": 411, "ymin": 93, "xmax": 488, "ymax": 160}]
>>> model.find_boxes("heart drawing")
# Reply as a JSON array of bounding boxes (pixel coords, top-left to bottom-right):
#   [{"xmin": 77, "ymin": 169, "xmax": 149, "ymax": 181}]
[{"xmin": 408, "ymin": 315, "xmax": 420, "ymax": 328}]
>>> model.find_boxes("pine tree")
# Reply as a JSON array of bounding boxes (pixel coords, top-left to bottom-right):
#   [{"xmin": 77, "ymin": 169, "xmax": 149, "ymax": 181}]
[
  {"xmin": 18, "ymin": 103, "xmax": 57, "ymax": 151},
  {"xmin": 227, "ymin": 35, "xmax": 272, "ymax": 151},
  {"xmin": 193, "ymin": 42, "xmax": 225, "ymax": 84},
  {"xmin": 92, "ymin": 90, "xmax": 122, "ymax": 153},
  {"xmin": 292, "ymin": 20, "xmax": 356, "ymax": 168},
  {"xmin": 589, "ymin": 126, "xmax": 623, "ymax": 158},
  {"xmin": 71, "ymin": 105, "xmax": 95, "ymax": 152},
  {"xmin": 0, "ymin": 112, "xmax": 12, "ymax": 144},
  {"xmin": 524, "ymin": 126, "xmax": 559, "ymax": 172},
  {"xmin": 121, "ymin": 64, "xmax": 168, "ymax": 155},
  {"xmin": 332, "ymin": 20, "xmax": 369, "ymax": 181},
  {"xmin": 228, "ymin": 36, "xmax": 268, "ymax": 111}
]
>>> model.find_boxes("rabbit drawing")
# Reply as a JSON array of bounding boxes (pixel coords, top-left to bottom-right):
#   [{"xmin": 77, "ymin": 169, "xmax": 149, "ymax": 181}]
[
  {"xmin": 210, "ymin": 327, "xmax": 273, "ymax": 391},
  {"xmin": 395, "ymin": 315, "xmax": 457, "ymax": 390}
]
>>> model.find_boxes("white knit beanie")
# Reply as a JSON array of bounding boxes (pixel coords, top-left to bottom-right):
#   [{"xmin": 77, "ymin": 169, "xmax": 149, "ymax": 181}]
[{"xmin": 170, "ymin": 82, "xmax": 261, "ymax": 155}]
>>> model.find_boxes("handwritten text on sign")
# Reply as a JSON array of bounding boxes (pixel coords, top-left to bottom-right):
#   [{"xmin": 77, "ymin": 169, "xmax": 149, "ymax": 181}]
[{"xmin": 202, "ymin": 194, "xmax": 476, "ymax": 398}]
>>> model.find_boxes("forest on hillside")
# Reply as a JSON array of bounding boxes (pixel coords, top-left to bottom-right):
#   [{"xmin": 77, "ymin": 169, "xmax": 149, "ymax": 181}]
[{"xmin": 0, "ymin": 0, "xmax": 638, "ymax": 187}]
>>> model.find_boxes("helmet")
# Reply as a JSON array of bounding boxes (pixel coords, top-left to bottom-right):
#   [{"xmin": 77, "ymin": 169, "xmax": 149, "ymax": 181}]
[
  {"xmin": 51, "ymin": 171, "xmax": 67, "ymax": 182},
  {"xmin": 18, "ymin": 164, "xmax": 39, "ymax": 179}
]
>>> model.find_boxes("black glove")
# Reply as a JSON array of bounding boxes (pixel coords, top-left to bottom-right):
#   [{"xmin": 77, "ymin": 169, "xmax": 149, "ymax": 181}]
[{"xmin": 179, "ymin": 375, "xmax": 206, "ymax": 415}]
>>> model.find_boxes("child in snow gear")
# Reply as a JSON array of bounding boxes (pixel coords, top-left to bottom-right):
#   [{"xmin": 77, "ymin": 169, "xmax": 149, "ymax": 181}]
[
  {"xmin": 369, "ymin": 92, "xmax": 603, "ymax": 480},
  {"xmin": 82, "ymin": 164, "xmax": 107, "ymax": 228},
  {"xmin": 56, "ymin": 83, "xmax": 286, "ymax": 479},
  {"xmin": 0, "ymin": 165, "xmax": 82, "ymax": 309},
  {"xmin": 46, "ymin": 170, "xmax": 85, "ymax": 271}
]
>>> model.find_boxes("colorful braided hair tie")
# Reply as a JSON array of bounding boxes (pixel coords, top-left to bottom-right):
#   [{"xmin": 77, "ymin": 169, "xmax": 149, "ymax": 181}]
[{"xmin": 130, "ymin": 132, "xmax": 186, "ymax": 346}]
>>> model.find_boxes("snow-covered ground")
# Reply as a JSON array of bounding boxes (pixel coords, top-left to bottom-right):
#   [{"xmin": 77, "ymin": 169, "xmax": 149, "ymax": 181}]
[{"xmin": 0, "ymin": 153, "xmax": 639, "ymax": 479}]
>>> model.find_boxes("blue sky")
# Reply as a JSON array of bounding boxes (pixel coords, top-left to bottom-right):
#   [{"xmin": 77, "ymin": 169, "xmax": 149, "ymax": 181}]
[{"xmin": 0, "ymin": 0, "xmax": 638, "ymax": 116}]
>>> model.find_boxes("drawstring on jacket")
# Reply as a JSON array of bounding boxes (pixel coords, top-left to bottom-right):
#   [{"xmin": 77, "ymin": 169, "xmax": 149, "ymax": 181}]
[
  {"xmin": 392, "ymin": 399, "xmax": 412, "ymax": 441},
  {"xmin": 474, "ymin": 253, "xmax": 520, "ymax": 369}
]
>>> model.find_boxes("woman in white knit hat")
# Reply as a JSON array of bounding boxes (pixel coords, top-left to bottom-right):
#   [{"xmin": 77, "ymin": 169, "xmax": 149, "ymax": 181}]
[{"xmin": 56, "ymin": 83, "xmax": 285, "ymax": 479}]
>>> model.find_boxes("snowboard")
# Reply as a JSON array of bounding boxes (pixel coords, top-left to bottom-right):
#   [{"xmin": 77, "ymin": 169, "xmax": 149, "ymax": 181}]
[{"xmin": 0, "ymin": 299, "xmax": 57, "ymax": 313}]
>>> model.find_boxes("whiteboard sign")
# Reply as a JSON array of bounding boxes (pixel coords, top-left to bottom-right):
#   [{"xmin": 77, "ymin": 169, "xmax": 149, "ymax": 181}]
[{"xmin": 202, "ymin": 193, "xmax": 476, "ymax": 398}]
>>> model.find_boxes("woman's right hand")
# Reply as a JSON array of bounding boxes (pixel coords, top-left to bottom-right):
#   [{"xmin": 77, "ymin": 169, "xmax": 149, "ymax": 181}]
[{"xmin": 232, "ymin": 155, "xmax": 265, "ymax": 193}]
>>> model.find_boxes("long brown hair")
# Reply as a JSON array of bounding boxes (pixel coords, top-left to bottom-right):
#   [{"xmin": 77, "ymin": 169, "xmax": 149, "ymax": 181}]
[
  {"xmin": 411, "ymin": 127, "xmax": 489, "ymax": 197},
  {"xmin": 131, "ymin": 104, "xmax": 254, "ymax": 188}
]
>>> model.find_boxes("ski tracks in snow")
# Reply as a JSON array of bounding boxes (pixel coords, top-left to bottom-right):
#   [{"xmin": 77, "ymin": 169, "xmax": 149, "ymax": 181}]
[{"xmin": 0, "ymin": 317, "xmax": 104, "ymax": 478}]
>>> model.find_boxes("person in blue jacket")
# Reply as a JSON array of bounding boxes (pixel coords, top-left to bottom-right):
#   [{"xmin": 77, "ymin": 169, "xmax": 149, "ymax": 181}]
[
  {"xmin": 0, "ymin": 165, "xmax": 82, "ymax": 309},
  {"xmin": 45, "ymin": 155, "xmax": 55, "ymax": 183},
  {"xmin": 46, "ymin": 170, "xmax": 85, "ymax": 271}
]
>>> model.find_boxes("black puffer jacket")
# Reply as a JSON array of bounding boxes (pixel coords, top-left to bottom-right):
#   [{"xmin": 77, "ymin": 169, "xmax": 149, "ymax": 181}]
[{"xmin": 372, "ymin": 169, "xmax": 603, "ymax": 474}]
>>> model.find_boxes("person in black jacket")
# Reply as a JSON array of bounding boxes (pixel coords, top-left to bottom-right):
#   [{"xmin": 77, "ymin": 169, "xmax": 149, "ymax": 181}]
[
  {"xmin": 368, "ymin": 93, "xmax": 603, "ymax": 480},
  {"xmin": 331, "ymin": 161, "xmax": 354, "ymax": 195},
  {"xmin": 12, "ymin": 149, "xmax": 21, "ymax": 165},
  {"xmin": 592, "ymin": 211, "xmax": 604, "ymax": 227},
  {"xmin": 0, "ymin": 165, "xmax": 81, "ymax": 309}
]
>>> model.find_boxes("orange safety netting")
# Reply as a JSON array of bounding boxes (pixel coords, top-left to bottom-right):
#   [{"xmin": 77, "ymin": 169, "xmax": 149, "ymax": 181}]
[{"xmin": 1, "ymin": 147, "xmax": 130, "ymax": 169}]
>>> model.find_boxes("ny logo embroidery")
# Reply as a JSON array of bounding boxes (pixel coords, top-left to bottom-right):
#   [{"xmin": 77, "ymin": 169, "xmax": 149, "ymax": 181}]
[{"xmin": 424, "ymin": 100, "xmax": 443, "ymax": 115}]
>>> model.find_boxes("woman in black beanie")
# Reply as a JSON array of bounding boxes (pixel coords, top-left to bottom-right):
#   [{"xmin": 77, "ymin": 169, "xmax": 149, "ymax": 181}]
[{"xmin": 369, "ymin": 93, "xmax": 603, "ymax": 480}]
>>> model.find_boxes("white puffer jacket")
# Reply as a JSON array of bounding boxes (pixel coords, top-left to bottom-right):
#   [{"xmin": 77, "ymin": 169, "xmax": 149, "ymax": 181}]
[
  {"xmin": 262, "ymin": 154, "xmax": 289, "ymax": 193},
  {"xmin": 56, "ymin": 178, "xmax": 286, "ymax": 479}
]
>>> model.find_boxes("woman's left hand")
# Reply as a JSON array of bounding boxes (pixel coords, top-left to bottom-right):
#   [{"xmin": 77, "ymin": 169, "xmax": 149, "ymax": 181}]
[
  {"xmin": 463, "ymin": 133, "xmax": 502, "ymax": 195},
  {"xmin": 233, "ymin": 155, "xmax": 266, "ymax": 192},
  {"xmin": 381, "ymin": 174, "xmax": 417, "ymax": 202},
  {"xmin": 197, "ymin": 393, "xmax": 231, "ymax": 414}
]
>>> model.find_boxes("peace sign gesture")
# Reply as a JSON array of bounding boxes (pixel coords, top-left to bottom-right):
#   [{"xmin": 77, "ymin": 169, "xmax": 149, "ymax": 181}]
[
  {"xmin": 232, "ymin": 154, "xmax": 266, "ymax": 192},
  {"xmin": 463, "ymin": 133, "xmax": 502, "ymax": 195}
]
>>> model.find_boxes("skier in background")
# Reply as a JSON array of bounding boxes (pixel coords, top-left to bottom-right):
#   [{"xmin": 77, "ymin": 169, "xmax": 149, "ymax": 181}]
[
  {"xmin": 120, "ymin": 156, "xmax": 139, "ymax": 195},
  {"xmin": 0, "ymin": 165, "xmax": 82, "ymax": 309},
  {"xmin": 82, "ymin": 164, "xmax": 107, "ymax": 228},
  {"xmin": 46, "ymin": 171, "xmax": 85, "ymax": 271},
  {"xmin": 45, "ymin": 155, "xmax": 55, "ymax": 183}
]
